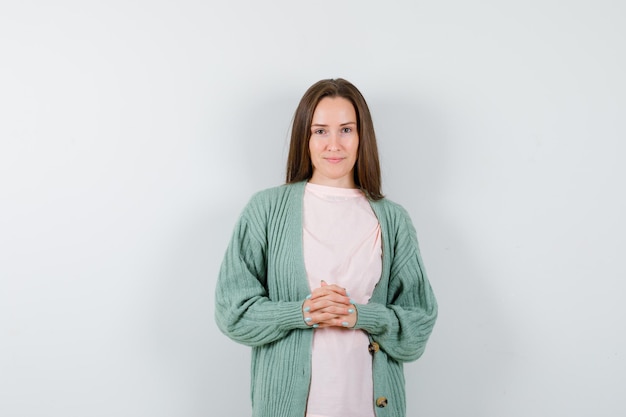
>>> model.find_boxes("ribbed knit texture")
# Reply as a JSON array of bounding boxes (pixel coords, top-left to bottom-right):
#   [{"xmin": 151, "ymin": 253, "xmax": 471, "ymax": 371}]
[{"xmin": 215, "ymin": 181, "xmax": 438, "ymax": 417}]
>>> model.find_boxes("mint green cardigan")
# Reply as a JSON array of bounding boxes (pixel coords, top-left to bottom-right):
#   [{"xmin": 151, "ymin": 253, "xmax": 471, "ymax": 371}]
[{"xmin": 215, "ymin": 181, "xmax": 437, "ymax": 417}]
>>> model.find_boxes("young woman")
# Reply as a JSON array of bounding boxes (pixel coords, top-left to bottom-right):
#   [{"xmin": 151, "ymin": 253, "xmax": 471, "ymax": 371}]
[{"xmin": 215, "ymin": 78, "xmax": 437, "ymax": 417}]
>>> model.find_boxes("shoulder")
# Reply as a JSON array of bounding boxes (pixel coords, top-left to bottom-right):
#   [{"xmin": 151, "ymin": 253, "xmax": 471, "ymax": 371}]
[
  {"xmin": 240, "ymin": 181, "xmax": 306, "ymax": 220},
  {"xmin": 369, "ymin": 196, "xmax": 413, "ymax": 227},
  {"xmin": 371, "ymin": 197, "xmax": 422, "ymax": 260},
  {"xmin": 247, "ymin": 181, "xmax": 306, "ymax": 207}
]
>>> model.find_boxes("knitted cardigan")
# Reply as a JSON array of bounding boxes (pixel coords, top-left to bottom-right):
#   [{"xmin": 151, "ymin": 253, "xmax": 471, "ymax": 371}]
[{"xmin": 215, "ymin": 181, "xmax": 437, "ymax": 417}]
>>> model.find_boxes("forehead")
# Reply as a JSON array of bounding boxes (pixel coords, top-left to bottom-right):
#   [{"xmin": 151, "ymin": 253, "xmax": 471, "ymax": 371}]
[{"xmin": 312, "ymin": 97, "xmax": 356, "ymax": 123}]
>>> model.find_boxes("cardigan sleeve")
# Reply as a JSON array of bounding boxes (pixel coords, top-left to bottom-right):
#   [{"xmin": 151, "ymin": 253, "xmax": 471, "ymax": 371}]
[
  {"xmin": 214, "ymin": 207, "xmax": 309, "ymax": 348},
  {"xmin": 353, "ymin": 206, "xmax": 438, "ymax": 363}
]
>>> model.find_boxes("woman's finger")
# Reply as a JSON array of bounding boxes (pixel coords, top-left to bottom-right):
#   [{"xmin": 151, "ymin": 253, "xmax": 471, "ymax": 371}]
[
  {"xmin": 308, "ymin": 312, "xmax": 356, "ymax": 328},
  {"xmin": 310, "ymin": 289, "xmax": 351, "ymax": 304},
  {"xmin": 308, "ymin": 296, "xmax": 351, "ymax": 313},
  {"xmin": 309, "ymin": 283, "xmax": 348, "ymax": 299},
  {"xmin": 315, "ymin": 304, "xmax": 355, "ymax": 316}
]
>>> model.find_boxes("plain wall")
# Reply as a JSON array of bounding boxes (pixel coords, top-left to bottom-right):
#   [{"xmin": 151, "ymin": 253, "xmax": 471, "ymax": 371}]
[{"xmin": 1, "ymin": 1, "xmax": 625, "ymax": 416}]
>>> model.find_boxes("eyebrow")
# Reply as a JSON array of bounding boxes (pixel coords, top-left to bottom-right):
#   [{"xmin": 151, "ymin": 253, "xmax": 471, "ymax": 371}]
[{"xmin": 310, "ymin": 122, "xmax": 356, "ymax": 127}]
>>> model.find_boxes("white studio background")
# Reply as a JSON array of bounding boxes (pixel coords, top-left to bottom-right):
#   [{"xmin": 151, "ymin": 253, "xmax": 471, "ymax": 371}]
[{"xmin": 1, "ymin": 1, "xmax": 624, "ymax": 416}]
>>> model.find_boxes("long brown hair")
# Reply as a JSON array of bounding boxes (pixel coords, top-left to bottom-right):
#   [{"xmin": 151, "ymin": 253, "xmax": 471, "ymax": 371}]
[{"xmin": 285, "ymin": 78, "xmax": 383, "ymax": 200}]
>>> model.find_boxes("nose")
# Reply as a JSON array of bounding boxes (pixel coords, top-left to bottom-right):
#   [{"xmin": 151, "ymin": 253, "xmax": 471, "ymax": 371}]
[{"xmin": 327, "ymin": 132, "xmax": 340, "ymax": 151}]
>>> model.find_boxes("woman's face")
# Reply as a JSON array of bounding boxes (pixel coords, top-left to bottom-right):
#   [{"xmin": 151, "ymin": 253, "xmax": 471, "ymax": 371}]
[{"xmin": 308, "ymin": 97, "xmax": 359, "ymax": 188}]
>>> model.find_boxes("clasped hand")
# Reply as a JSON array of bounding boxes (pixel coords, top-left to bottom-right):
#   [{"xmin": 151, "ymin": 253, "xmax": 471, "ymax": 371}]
[{"xmin": 302, "ymin": 280, "xmax": 357, "ymax": 328}]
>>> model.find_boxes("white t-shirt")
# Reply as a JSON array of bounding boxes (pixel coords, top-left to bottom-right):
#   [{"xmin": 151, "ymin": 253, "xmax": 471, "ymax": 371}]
[{"xmin": 303, "ymin": 182, "xmax": 382, "ymax": 417}]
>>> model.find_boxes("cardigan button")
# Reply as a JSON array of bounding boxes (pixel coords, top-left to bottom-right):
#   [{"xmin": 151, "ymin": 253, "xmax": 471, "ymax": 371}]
[
  {"xmin": 376, "ymin": 396, "xmax": 388, "ymax": 408},
  {"xmin": 368, "ymin": 341, "xmax": 380, "ymax": 354}
]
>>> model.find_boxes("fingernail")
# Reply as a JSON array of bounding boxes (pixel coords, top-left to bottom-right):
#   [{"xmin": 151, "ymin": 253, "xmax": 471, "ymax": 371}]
[
  {"xmin": 305, "ymin": 294, "xmax": 311, "ymax": 299},
  {"xmin": 349, "ymin": 299, "xmax": 356, "ymax": 305},
  {"xmin": 348, "ymin": 308, "xmax": 354, "ymax": 314},
  {"xmin": 304, "ymin": 306, "xmax": 310, "ymax": 312},
  {"xmin": 342, "ymin": 321, "xmax": 349, "ymax": 327},
  {"xmin": 312, "ymin": 324, "xmax": 319, "ymax": 328},
  {"xmin": 346, "ymin": 291, "xmax": 350, "ymax": 296},
  {"xmin": 305, "ymin": 317, "xmax": 312, "ymax": 322}
]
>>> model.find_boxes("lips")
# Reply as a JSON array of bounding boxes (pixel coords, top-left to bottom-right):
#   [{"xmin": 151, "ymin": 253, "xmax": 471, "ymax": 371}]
[{"xmin": 324, "ymin": 157, "xmax": 345, "ymax": 164}]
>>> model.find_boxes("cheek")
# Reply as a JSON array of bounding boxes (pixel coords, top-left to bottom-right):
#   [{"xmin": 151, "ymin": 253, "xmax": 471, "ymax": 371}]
[
  {"xmin": 309, "ymin": 140, "xmax": 323, "ymax": 155},
  {"xmin": 351, "ymin": 138, "xmax": 359, "ymax": 157},
  {"xmin": 308, "ymin": 142, "xmax": 319, "ymax": 165}
]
